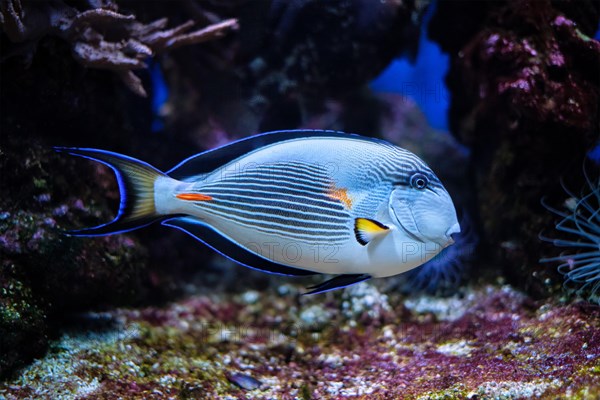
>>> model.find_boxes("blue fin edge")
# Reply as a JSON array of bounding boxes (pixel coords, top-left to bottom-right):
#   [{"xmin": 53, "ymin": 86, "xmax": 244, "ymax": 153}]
[
  {"xmin": 166, "ymin": 129, "xmax": 390, "ymax": 180},
  {"xmin": 54, "ymin": 147, "xmax": 163, "ymax": 236},
  {"xmin": 303, "ymin": 274, "xmax": 372, "ymax": 295},
  {"xmin": 162, "ymin": 216, "xmax": 319, "ymax": 277}
]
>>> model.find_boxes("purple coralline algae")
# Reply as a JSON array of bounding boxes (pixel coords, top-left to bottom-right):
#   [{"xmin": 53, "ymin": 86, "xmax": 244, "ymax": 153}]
[
  {"xmin": 429, "ymin": 0, "xmax": 600, "ymax": 298},
  {"xmin": 1, "ymin": 285, "xmax": 599, "ymax": 399},
  {"xmin": 1, "ymin": 0, "xmax": 599, "ymax": 395}
]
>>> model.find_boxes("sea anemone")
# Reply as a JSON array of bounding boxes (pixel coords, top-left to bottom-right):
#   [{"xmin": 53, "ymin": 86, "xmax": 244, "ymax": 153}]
[{"xmin": 540, "ymin": 160, "xmax": 600, "ymax": 304}]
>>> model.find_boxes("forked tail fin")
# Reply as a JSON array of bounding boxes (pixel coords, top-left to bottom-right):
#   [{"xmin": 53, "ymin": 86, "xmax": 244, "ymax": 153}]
[{"xmin": 55, "ymin": 147, "xmax": 166, "ymax": 236}]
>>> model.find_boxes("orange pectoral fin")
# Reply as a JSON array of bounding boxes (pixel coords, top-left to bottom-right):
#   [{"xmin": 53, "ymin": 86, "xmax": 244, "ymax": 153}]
[{"xmin": 176, "ymin": 193, "xmax": 213, "ymax": 201}]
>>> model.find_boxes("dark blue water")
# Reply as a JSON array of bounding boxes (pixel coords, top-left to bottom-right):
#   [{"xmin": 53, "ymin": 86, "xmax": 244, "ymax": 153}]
[{"xmin": 370, "ymin": 2, "xmax": 449, "ymax": 131}]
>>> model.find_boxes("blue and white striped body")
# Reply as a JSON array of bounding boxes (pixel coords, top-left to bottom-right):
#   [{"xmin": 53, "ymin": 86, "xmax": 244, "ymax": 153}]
[
  {"xmin": 59, "ymin": 130, "xmax": 460, "ymax": 293},
  {"xmin": 155, "ymin": 136, "xmax": 457, "ymax": 278}
]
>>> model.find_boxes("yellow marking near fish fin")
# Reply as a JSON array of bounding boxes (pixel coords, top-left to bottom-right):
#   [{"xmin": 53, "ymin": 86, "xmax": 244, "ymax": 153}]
[
  {"xmin": 327, "ymin": 186, "xmax": 353, "ymax": 209},
  {"xmin": 176, "ymin": 193, "xmax": 213, "ymax": 201},
  {"xmin": 354, "ymin": 218, "xmax": 389, "ymax": 246}
]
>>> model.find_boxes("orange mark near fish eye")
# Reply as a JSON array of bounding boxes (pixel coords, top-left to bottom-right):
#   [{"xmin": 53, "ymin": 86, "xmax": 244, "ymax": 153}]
[
  {"xmin": 328, "ymin": 187, "xmax": 353, "ymax": 209},
  {"xmin": 176, "ymin": 193, "xmax": 213, "ymax": 201}
]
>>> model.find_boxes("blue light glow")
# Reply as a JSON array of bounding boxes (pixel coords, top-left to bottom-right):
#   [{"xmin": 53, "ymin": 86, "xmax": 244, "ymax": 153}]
[
  {"xmin": 370, "ymin": 1, "xmax": 449, "ymax": 130},
  {"xmin": 150, "ymin": 61, "xmax": 169, "ymax": 132},
  {"xmin": 588, "ymin": 142, "xmax": 600, "ymax": 165}
]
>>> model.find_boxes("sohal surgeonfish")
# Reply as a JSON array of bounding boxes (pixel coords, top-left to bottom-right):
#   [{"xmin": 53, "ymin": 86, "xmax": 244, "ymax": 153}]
[{"xmin": 57, "ymin": 130, "xmax": 460, "ymax": 294}]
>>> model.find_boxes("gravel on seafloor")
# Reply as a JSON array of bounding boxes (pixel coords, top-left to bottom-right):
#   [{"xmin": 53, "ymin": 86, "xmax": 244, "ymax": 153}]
[{"xmin": 0, "ymin": 284, "xmax": 599, "ymax": 399}]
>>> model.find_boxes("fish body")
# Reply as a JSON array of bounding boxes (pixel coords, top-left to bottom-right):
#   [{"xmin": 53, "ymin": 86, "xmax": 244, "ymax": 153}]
[{"xmin": 57, "ymin": 130, "xmax": 460, "ymax": 294}]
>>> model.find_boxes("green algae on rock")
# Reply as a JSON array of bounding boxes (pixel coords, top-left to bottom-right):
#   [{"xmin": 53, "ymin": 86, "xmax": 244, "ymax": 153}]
[
  {"xmin": 1, "ymin": 285, "xmax": 598, "ymax": 399},
  {"xmin": 2, "ymin": 0, "xmax": 599, "ymax": 392},
  {"xmin": 0, "ymin": 137, "xmax": 152, "ymax": 379},
  {"xmin": 0, "ymin": 276, "xmax": 48, "ymax": 379}
]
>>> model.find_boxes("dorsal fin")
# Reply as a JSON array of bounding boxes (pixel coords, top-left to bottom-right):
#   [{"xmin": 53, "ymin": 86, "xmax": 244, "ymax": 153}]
[{"xmin": 166, "ymin": 129, "xmax": 383, "ymax": 180}]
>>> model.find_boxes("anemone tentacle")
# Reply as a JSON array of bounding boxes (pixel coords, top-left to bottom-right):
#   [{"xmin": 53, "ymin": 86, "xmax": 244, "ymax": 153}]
[{"xmin": 541, "ymin": 163, "xmax": 600, "ymax": 304}]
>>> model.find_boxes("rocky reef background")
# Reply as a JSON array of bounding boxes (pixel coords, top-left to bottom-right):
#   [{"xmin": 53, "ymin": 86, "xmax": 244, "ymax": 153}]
[
  {"xmin": 1, "ymin": 0, "xmax": 599, "ymax": 398},
  {"xmin": 429, "ymin": 0, "xmax": 600, "ymax": 300}
]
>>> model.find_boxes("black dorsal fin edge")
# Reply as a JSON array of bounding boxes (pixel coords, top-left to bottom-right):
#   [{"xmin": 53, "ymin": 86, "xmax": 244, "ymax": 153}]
[{"xmin": 166, "ymin": 129, "xmax": 389, "ymax": 181}]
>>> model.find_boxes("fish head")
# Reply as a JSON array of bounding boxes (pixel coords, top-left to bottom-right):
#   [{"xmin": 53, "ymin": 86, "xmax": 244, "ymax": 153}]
[{"xmin": 389, "ymin": 170, "xmax": 460, "ymax": 249}]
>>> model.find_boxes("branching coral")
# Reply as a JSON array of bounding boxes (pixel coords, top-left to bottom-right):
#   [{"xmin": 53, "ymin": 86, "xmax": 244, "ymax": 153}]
[
  {"xmin": 0, "ymin": 0, "xmax": 237, "ymax": 96},
  {"xmin": 541, "ymin": 162, "xmax": 600, "ymax": 303}
]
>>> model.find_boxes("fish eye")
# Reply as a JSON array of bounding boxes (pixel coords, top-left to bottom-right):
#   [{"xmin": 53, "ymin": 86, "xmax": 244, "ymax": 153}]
[{"xmin": 410, "ymin": 173, "xmax": 428, "ymax": 190}]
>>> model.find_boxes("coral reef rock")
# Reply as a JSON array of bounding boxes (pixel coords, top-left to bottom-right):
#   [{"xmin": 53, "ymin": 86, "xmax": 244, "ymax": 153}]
[
  {"xmin": 0, "ymin": 0, "xmax": 237, "ymax": 96},
  {"xmin": 1, "ymin": 286, "xmax": 598, "ymax": 398},
  {"xmin": 429, "ymin": 0, "xmax": 600, "ymax": 298}
]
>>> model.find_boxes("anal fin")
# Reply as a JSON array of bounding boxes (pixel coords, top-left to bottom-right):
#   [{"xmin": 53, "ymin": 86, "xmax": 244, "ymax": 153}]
[
  {"xmin": 162, "ymin": 216, "xmax": 317, "ymax": 277},
  {"xmin": 304, "ymin": 274, "xmax": 371, "ymax": 295}
]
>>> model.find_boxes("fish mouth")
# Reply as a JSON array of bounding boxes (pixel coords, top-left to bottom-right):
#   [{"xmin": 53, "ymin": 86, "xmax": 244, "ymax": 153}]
[{"xmin": 441, "ymin": 222, "xmax": 461, "ymax": 247}]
